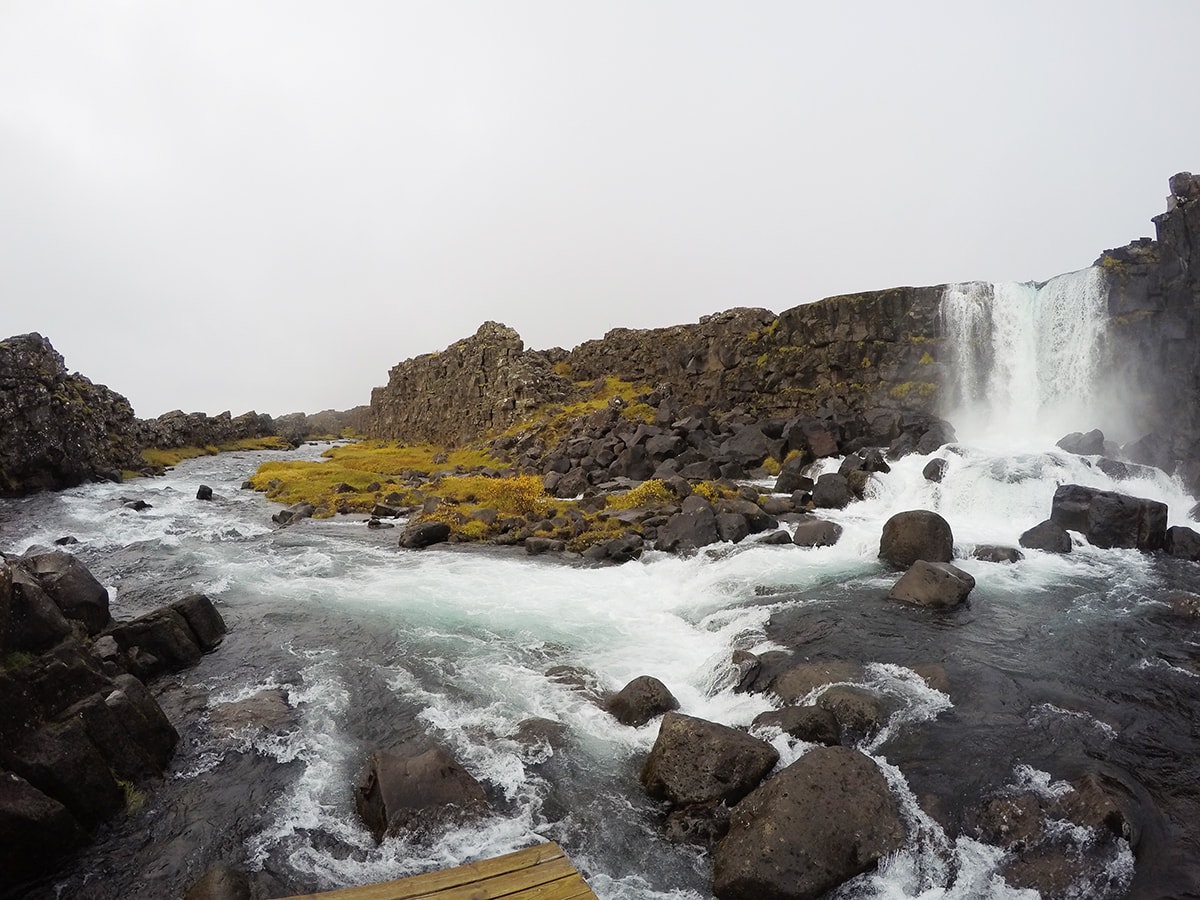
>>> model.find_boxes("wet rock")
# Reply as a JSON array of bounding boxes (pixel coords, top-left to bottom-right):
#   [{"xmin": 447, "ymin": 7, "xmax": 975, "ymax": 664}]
[
  {"xmin": 18, "ymin": 550, "xmax": 111, "ymax": 636},
  {"xmin": 751, "ymin": 705, "xmax": 840, "ymax": 746},
  {"xmin": 770, "ymin": 661, "xmax": 863, "ymax": 704},
  {"xmin": 367, "ymin": 518, "xmax": 394, "ymax": 529},
  {"xmin": 878, "ymin": 509, "xmax": 954, "ymax": 568},
  {"xmin": 124, "ymin": 499, "xmax": 152, "ymax": 511},
  {"xmin": 663, "ymin": 800, "xmax": 731, "ymax": 848},
  {"xmin": 0, "ymin": 769, "xmax": 87, "ymax": 884},
  {"xmin": 656, "ymin": 508, "xmax": 720, "ymax": 554},
  {"xmin": 641, "ymin": 712, "xmax": 778, "ymax": 807},
  {"xmin": 1056, "ymin": 429, "xmax": 1105, "ymax": 455},
  {"xmin": 513, "ymin": 717, "xmax": 569, "ymax": 753},
  {"xmin": 773, "ymin": 456, "xmax": 815, "ymax": 495},
  {"xmin": 272, "ymin": 502, "xmax": 313, "ymax": 526},
  {"xmin": 1167, "ymin": 591, "xmax": 1200, "ymax": 618},
  {"xmin": 354, "ymin": 742, "xmax": 489, "ymax": 842},
  {"xmin": 1052, "ymin": 773, "xmax": 1132, "ymax": 840},
  {"xmin": 1164, "ymin": 525, "xmax": 1200, "ymax": 560},
  {"xmin": 8, "ymin": 718, "xmax": 125, "ymax": 828},
  {"xmin": 399, "ymin": 521, "xmax": 452, "ymax": 549},
  {"xmin": 581, "ymin": 533, "xmax": 644, "ymax": 564},
  {"xmin": 971, "ymin": 544, "xmax": 1023, "ymax": 563},
  {"xmin": 1019, "ymin": 519, "xmax": 1072, "ymax": 553},
  {"xmin": 1049, "ymin": 483, "xmax": 1167, "ymax": 551},
  {"xmin": 53, "ymin": 536, "xmax": 79, "ymax": 546},
  {"xmin": 816, "ymin": 686, "xmax": 884, "ymax": 742},
  {"xmin": 184, "ymin": 864, "xmax": 252, "ymax": 900},
  {"xmin": 169, "ymin": 594, "xmax": 226, "ymax": 651},
  {"xmin": 209, "ymin": 689, "xmax": 296, "ymax": 735},
  {"xmin": 109, "ymin": 608, "xmax": 203, "ymax": 678},
  {"xmin": 791, "ymin": 517, "xmax": 842, "ymax": 548},
  {"xmin": 912, "ymin": 664, "xmax": 952, "ymax": 695},
  {"xmin": 107, "ymin": 674, "xmax": 180, "ymax": 767},
  {"xmin": 372, "ymin": 503, "xmax": 401, "ymax": 518},
  {"xmin": 525, "ymin": 536, "xmax": 566, "ymax": 555},
  {"xmin": 887, "ymin": 560, "xmax": 975, "ymax": 609},
  {"xmin": 4, "ymin": 563, "xmax": 72, "ymax": 652},
  {"xmin": 756, "ymin": 530, "xmax": 793, "ymax": 545},
  {"xmin": 715, "ymin": 512, "xmax": 750, "ymax": 544},
  {"xmin": 713, "ymin": 746, "xmax": 906, "ymax": 900},
  {"xmin": 607, "ymin": 675, "xmax": 679, "ymax": 727},
  {"xmin": 812, "ymin": 473, "xmax": 851, "ymax": 509},
  {"xmin": 196, "ymin": 484, "xmax": 214, "ymax": 501},
  {"xmin": 922, "ymin": 458, "xmax": 949, "ymax": 483},
  {"xmin": 970, "ymin": 793, "xmax": 1044, "ymax": 848}
]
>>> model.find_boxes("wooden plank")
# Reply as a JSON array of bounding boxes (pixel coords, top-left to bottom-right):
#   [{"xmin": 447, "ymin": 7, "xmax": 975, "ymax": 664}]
[{"xmin": 278, "ymin": 842, "xmax": 597, "ymax": 900}]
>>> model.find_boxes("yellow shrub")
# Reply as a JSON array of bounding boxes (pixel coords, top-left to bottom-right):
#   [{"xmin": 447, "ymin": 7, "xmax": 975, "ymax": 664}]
[{"xmin": 608, "ymin": 479, "xmax": 674, "ymax": 510}]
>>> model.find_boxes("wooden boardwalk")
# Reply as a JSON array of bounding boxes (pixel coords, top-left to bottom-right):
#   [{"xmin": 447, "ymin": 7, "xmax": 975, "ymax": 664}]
[{"xmin": 278, "ymin": 842, "xmax": 598, "ymax": 900}]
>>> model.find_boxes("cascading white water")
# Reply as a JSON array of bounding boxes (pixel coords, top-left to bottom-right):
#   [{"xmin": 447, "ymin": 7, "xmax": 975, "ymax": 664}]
[{"xmin": 940, "ymin": 267, "xmax": 1109, "ymax": 447}]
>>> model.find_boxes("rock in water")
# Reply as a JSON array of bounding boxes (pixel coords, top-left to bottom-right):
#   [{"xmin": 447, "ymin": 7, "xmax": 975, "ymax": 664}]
[
  {"xmin": 196, "ymin": 484, "xmax": 213, "ymax": 501},
  {"xmin": 1019, "ymin": 519, "xmax": 1072, "ymax": 553},
  {"xmin": 878, "ymin": 509, "xmax": 954, "ymax": 568},
  {"xmin": 713, "ymin": 746, "xmax": 906, "ymax": 900},
  {"xmin": 354, "ymin": 743, "xmax": 488, "ymax": 842},
  {"xmin": 1056, "ymin": 429, "xmax": 1105, "ymax": 455},
  {"xmin": 887, "ymin": 560, "xmax": 976, "ymax": 609},
  {"xmin": 1049, "ymin": 484, "xmax": 1167, "ymax": 550},
  {"xmin": 607, "ymin": 675, "xmax": 679, "ymax": 727},
  {"xmin": 641, "ymin": 712, "xmax": 778, "ymax": 807},
  {"xmin": 399, "ymin": 521, "xmax": 451, "ymax": 549}
]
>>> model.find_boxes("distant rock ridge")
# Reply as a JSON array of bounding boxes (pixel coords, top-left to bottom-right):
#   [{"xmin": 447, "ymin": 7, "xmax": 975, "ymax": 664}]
[{"xmin": 0, "ymin": 332, "xmax": 365, "ymax": 497}]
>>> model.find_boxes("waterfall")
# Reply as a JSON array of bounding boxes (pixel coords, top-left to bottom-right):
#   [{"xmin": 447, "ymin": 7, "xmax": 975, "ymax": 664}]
[{"xmin": 939, "ymin": 267, "xmax": 1109, "ymax": 447}]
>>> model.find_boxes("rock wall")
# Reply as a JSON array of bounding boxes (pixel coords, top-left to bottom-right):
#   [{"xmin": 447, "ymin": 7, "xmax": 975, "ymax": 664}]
[
  {"xmin": 0, "ymin": 334, "xmax": 144, "ymax": 496},
  {"xmin": 1097, "ymin": 172, "xmax": 1200, "ymax": 480},
  {"xmin": 366, "ymin": 292, "xmax": 946, "ymax": 446},
  {"xmin": 365, "ymin": 321, "xmax": 572, "ymax": 445}
]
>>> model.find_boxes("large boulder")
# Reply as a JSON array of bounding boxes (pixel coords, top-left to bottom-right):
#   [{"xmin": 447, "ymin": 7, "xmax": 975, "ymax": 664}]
[
  {"xmin": 1019, "ymin": 519, "xmax": 1072, "ymax": 553},
  {"xmin": 1056, "ymin": 429, "xmax": 1105, "ymax": 455},
  {"xmin": 606, "ymin": 675, "xmax": 679, "ymax": 727},
  {"xmin": 640, "ymin": 712, "xmax": 778, "ymax": 807},
  {"xmin": 1164, "ymin": 525, "xmax": 1200, "ymax": 560},
  {"xmin": 1049, "ymin": 484, "xmax": 1167, "ymax": 550},
  {"xmin": 791, "ymin": 517, "xmax": 842, "ymax": 548},
  {"xmin": 751, "ymin": 706, "xmax": 840, "ymax": 746},
  {"xmin": 18, "ymin": 550, "xmax": 111, "ymax": 635},
  {"xmin": 3, "ymin": 564, "xmax": 72, "ymax": 652},
  {"xmin": 354, "ymin": 743, "xmax": 488, "ymax": 842},
  {"xmin": 108, "ymin": 608, "xmax": 203, "ymax": 678},
  {"xmin": 878, "ymin": 510, "xmax": 954, "ymax": 568},
  {"xmin": 656, "ymin": 508, "xmax": 720, "ymax": 554},
  {"xmin": 712, "ymin": 746, "xmax": 906, "ymax": 900},
  {"xmin": 887, "ymin": 560, "xmax": 975, "ymax": 609},
  {"xmin": 399, "ymin": 520, "xmax": 452, "ymax": 549},
  {"xmin": 811, "ymin": 473, "xmax": 851, "ymax": 510},
  {"xmin": 0, "ymin": 770, "xmax": 88, "ymax": 884}
]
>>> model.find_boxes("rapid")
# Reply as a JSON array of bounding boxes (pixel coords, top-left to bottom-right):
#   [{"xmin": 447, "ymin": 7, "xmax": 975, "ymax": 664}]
[{"xmin": 2, "ymin": 268, "xmax": 1199, "ymax": 899}]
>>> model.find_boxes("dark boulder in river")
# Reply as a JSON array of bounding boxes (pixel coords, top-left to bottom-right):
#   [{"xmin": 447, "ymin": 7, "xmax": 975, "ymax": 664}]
[
  {"xmin": 607, "ymin": 675, "xmax": 679, "ymax": 727},
  {"xmin": 887, "ymin": 560, "xmax": 975, "ymax": 609},
  {"xmin": 1050, "ymin": 483, "xmax": 1167, "ymax": 551},
  {"xmin": 641, "ymin": 712, "xmax": 778, "ymax": 808},
  {"xmin": 712, "ymin": 746, "xmax": 905, "ymax": 900},
  {"xmin": 1056, "ymin": 429, "xmax": 1105, "ymax": 455},
  {"xmin": 878, "ymin": 509, "xmax": 954, "ymax": 568},
  {"xmin": 1019, "ymin": 519, "xmax": 1073, "ymax": 553},
  {"xmin": 399, "ymin": 520, "xmax": 451, "ymax": 549}
]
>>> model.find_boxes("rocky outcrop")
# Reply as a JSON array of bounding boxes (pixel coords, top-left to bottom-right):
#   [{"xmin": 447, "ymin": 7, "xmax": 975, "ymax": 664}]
[
  {"xmin": 0, "ymin": 333, "xmax": 143, "ymax": 495},
  {"xmin": 1049, "ymin": 484, "xmax": 1167, "ymax": 551},
  {"xmin": 366, "ymin": 322, "xmax": 571, "ymax": 445}
]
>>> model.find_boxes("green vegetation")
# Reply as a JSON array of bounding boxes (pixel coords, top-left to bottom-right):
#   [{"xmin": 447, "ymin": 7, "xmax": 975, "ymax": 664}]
[
  {"xmin": 919, "ymin": 351, "xmax": 935, "ymax": 365},
  {"xmin": 118, "ymin": 779, "xmax": 146, "ymax": 815},
  {"xmin": 607, "ymin": 479, "xmax": 675, "ymax": 510},
  {"xmin": 138, "ymin": 436, "xmax": 292, "ymax": 469},
  {"xmin": 1, "ymin": 650, "xmax": 35, "ymax": 671}
]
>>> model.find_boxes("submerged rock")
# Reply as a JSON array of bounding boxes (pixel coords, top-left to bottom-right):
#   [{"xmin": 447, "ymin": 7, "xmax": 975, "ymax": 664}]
[{"xmin": 972, "ymin": 544, "xmax": 1023, "ymax": 563}]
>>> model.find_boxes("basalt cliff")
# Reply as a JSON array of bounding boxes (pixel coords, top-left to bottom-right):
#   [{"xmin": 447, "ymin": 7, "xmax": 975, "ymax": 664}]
[{"xmin": 365, "ymin": 173, "xmax": 1200, "ymax": 488}]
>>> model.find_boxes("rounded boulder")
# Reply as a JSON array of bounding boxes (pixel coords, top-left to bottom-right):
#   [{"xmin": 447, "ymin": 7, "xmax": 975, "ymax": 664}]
[{"xmin": 878, "ymin": 510, "xmax": 953, "ymax": 568}]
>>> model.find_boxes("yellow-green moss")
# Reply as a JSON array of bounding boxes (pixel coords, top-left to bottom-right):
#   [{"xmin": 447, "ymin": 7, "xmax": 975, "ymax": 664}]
[
  {"xmin": 608, "ymin": 479, "xmax": 674, "ymax": 510},
  {"xmin": 919, "ymin": 351, "xmax": 935, "ymax": 365},
  {"xmin": 431, "ymin": 474, "xmax": 547, "ymax": 516},
  {"xmin": 140, "ymin": 436, "xmax": 292, "ymax": 469}
]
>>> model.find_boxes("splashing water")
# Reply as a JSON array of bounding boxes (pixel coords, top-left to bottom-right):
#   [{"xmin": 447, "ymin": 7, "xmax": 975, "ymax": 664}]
[{"xmin": 940, "ymin": 268, "xmax": 1109, "ymax": 447}]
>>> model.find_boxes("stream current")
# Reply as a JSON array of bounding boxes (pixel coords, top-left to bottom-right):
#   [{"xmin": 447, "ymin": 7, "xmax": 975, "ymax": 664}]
[{"xmin": 3, "ymin": 270, "xmax": 1199, "ymax": 899}]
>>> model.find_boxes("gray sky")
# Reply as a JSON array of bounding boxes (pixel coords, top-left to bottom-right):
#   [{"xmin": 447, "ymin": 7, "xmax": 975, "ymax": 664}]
[{"xmin": 2, "ymin": 2, "xmax": 1197, "ymax": 419}]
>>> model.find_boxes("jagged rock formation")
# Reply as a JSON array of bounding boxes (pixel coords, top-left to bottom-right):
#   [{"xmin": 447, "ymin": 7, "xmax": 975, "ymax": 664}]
[
  {"xmin": 1099, "ymin": 172, "xmax": 1200, "ymax": 483},
  {"xmin": 366, "ymin": 322, "xmax": 572, "ymax": 445},
  {"xmin": 0, "ymin": 334, "xmax": 144, "ymax": 496},
  {"xmin": 367, "ymin": 293, "xmax": 945, "ymax": 446}
]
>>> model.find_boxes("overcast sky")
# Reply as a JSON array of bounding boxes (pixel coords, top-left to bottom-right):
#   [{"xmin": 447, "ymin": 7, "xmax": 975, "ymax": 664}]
[{"xmin": 2, "ymin": 2, "xmax": 1197, "ymax": 418}]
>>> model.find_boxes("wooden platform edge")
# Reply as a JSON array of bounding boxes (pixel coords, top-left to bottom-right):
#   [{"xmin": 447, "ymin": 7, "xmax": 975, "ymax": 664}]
[{"xmin": 276, "ymin": 841, "xmax": 599, "ymax": 900}]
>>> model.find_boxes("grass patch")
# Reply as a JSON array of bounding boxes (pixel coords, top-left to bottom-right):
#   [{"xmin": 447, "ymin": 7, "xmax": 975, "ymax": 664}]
[
  {"xmin": 139, "ymin": 436, "xmax": 293, "ymax": 469},
  {"xmin": 430, "ymin": 474, "xmax": 547, "ymax": 516}
]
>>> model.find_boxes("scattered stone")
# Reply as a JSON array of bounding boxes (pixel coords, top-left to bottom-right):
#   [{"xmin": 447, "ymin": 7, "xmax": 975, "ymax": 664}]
[
  {"xmin": 123, "ymin": 499, "xmax": 152, "ymax": 511},
  {"xmin": 196, "ymin": 484, "xmax": 214, "ymax": 501},
  {"xmin": 525, "ymin": 536, "xmax": 566, "ymax": 555},
  {"xmin": 209, "ymin": 689, "xmax": 295, "ymax": 735},
  {"xmin": 756, "ymin": 530, "xmax": 793, "ymax": 545},
  {"xmin": 878, "ymin": 509, "xmax": 954, "ymax": 568},
  {"xmin": 887, "ymin": 560, "xmax": 975, "ymax": 609},
  {"xmin": 272, "ymin": 502, "xmax": 313, "ymax": 526},
  {"xmin": 607, "ymin": 675, "xmax": 679, "ymax": 727},
  {"xmin": 656, "ymin": 508, "xmax": 720, "ymax": 554},
  {"xmin": 712, "ymin": 746, "xmax": 906, "ymax": 900},
  {"xmin": 1019, "ymin": 519, "xmax": 1072, "ymax": 553},
  {"xmin": 812, "ymin": 473, "xmax": 851, "ymax": 510}
]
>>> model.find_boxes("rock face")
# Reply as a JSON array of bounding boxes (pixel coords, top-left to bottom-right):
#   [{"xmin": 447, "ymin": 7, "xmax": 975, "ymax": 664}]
[
  {"xmin": 879, "ymin": 510, "xmax": 954, "ymax": 568},
  {"xmin": 1049, "ymin": 484, "xmax": 1167, "ymax": 551},
  {"xmin": 712, "ymin": 746, "xmax": 906, "ymax": 900},
  {"xmin": 366, "ymin": 321, "xmax": 572, "ymax": 445},
  {"xmin": 0, "ymin": 333, "xmax": 143, "ymax": 495}
]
